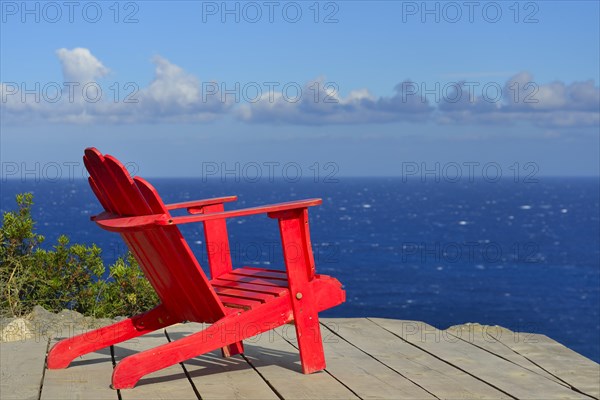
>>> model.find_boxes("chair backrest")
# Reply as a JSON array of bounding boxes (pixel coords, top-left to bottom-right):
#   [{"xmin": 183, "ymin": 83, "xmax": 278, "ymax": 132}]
[{"xmin": 83, "ymin": 147, "xmax": 227, "ymax": 323}]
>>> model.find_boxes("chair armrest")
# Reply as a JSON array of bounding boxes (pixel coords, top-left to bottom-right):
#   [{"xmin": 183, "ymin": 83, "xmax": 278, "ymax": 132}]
[
  {"xmin": 91, "ymin": 198, "xmax": 321, "ymax": 231},
  {"xmin": 158, "ymin": 198, "xmax": 322, "ymax": 226},
  {"xmin": 92, "ymin": 211, "xmax": 167, "ymax": 232},
  {"xmin": 165, "ymin": 196, "xmax": 237, "ymax": 212}
]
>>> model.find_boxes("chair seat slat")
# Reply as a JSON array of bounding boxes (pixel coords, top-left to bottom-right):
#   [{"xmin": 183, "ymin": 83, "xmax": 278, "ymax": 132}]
[
  {"xmin": 216, "ymin": 273, "xmax": 289, "ymax": 288},
  {"xmin": 213, "ymin": 287, "xmax": 275, "ymax": 302},
  {"xmin": 229, "ymin": 268, "xmax": 289, "ymax": 281},
  {"xmin": 211, "ymin": 279, "xmax": 288, "ymax": 296},
  {"xmin": 217, "ymin": 294, "xmax": 263, "ymax": 310}
]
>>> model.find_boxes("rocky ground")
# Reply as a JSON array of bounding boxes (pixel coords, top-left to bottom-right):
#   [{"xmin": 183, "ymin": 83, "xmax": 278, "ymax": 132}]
[{"xmin": 0, "ymin": 306, "xmax": 117, "ymax": 342}]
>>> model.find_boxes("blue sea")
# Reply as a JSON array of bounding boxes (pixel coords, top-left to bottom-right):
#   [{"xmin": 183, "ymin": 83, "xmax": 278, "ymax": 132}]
[{"xmin": 2, "ymin": 178, "xmax": 599, "ymax": 362}]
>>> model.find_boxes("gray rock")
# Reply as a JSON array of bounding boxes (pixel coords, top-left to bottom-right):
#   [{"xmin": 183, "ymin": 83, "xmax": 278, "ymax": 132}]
[
  {"xmin": 1, "ymin": 318, "xmax": 34, "ymax": 342},
  {"xmin": 1, "ymin": 305, "xmax": 120, "ymax": 342},
  {"xmin": 25, "ymin": 306, "xmax": 116, "ymax": 341}
]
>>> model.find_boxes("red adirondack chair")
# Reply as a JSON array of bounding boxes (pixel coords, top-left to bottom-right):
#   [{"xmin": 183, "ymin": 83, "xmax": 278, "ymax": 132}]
[{"xmin": 46, "ymin": 148, "xmax": 345, "ymax": 389}]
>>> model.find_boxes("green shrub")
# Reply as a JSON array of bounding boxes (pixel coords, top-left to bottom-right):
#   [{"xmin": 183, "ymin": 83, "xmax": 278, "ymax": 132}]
[
  {"xmin": 0, "ymin": 193, "xmax": 158, "ymax": 318},
  {"xmin": 94, "ymin": 252, "xmax": 159, "ymax": 318}
]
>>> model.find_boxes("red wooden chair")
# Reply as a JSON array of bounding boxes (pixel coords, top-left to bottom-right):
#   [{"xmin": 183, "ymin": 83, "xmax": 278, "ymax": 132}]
[{"xmin": 46, "ymin": 148, "xmax": 345, "ymax": 389}]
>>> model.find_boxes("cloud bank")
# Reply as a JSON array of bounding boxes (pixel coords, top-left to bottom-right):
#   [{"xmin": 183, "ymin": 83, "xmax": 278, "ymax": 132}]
[{"xmin": 1, "ymin": 48, "xmax": 598, "ymax": 130}]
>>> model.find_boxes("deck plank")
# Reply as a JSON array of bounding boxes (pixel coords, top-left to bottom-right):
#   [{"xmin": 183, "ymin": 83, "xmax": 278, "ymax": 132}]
[
  {"xmin": 488, "ymin": 327, "xmax": 600, "ymax": 398},
  {"xmin": 113, "ymin": 328, "xmax": 198, "ymax": 400},
  {"xmin": 277, "ymin": 319, "xmax": 436, "ymax": 399},
  {"xmin": 41, "ymin": 338, "xmax": 116, "ymax": 400},
  {"xmin": 370, "ymin": 318, "xmax": 590, "ymax": 400},
  {"xmin": 447, "ymin": 324, "xmax": 572, "ymax": 387},
  {"xmin": 241, "ymin": 323, "xmax": 359, "ymax": 399},
  {"xmin": 166, "ymin": 323, "xmax": 279, "ymax": 400},
  {"xmin": 1, "ymin": 338, "xmax": 48, "ymax": 400},
  {"xmin": 330, "ymin": 318, "xmax": 508, "ymax": 399}
]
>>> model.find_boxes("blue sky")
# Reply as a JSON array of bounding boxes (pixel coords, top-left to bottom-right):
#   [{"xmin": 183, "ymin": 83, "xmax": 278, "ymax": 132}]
[{"xmin": 1, "ymin": 1, "xmax": 599, "ymax": 177}]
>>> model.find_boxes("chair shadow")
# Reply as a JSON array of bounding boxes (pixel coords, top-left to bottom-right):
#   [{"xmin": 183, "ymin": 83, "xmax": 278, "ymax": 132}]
[
  {"xmin": 68, "ymin": 346, "xmax": 112, "ymax": 367},
  {"xmin": 133, "ymin": 344, "xmax": 302, "ymax": 388},
  {"xmin": 59, "ymin": 329, "xmax": 303, "ymax": 388},
  {"xmin": 123, "ymin": 330, "xmax": 303, "ymax": 388},
  {"xmin": 55, "ymin": 332, "xmax": 167, "ymax": 368}
]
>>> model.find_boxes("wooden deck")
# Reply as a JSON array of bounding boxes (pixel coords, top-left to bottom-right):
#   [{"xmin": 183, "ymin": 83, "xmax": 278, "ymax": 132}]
[{"xmin": 1, "ymin": 318, "xmax": 599, "ymax": 399}]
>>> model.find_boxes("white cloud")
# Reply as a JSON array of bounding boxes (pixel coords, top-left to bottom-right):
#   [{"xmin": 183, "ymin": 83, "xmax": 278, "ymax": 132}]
[
  {"xmin": 534, "ymin": 82, "xmax": 568, "ymax": 109},
  {"xmin": 56, "ymin": 48, "xmax": 109, "ymax": 83},
  {"xmin": 137, "ymin": 56, "xmax": 230, "ymax": 121},
  {"xmin": 567, "ymin": 80, "xmax": 600, "ymax": 111},
  {"xmin": 144, "ymin": 56, "xmax": 200, "ymax": 108}
]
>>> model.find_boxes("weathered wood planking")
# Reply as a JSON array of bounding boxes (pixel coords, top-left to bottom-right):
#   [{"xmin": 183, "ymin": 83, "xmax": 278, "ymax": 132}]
[
  {"xmin": 112, "ymin": 329, "xmax": 198, "ymax": 400},
  {"xmin": 277, "ymin": 321, "xmax": 436, "ymax": 399},
  {"xmin": 0, "ymin": 338, "xmax": 48, "ymax": 400},
  {"xmin": 446, "ymin": 324, "xmax": 573, "ymax": 387},
  {"xmin": 370, "ymin": 318, "xmax": 590, "ymax": 400},
  {"xmin": 166, "ymin": 323, "xmax": 279, "ymax": 400},
  {"xmin": 2, "ymin": 318, "xmax": 599, "ymax": 400},
  {"xmin": 328, "ymin": 318, "xmax": 508, "ymax": 399},
  {"xmin": 488, "ymin": 326, "xmax": 600, "ymax": 398},
  {"xmin": 241, "ymin": 322, "xmax": 359, "ymax": 399},
  {"xmin": 41, "ymin": 338, "xmax": 116, "ymax": 400}
]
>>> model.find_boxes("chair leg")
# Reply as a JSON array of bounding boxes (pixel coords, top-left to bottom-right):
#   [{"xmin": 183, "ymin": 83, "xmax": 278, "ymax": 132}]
[
  {"xmin": 47, "ymin": 305, "xmax": 174, "ymax": 369},
  {"xmin": 291, "ymin": 304, "xmax": 326, "ymax": 374},
  {"xmin": 222, "ymin": 341, "xmax": 244, "ymax": 357}
]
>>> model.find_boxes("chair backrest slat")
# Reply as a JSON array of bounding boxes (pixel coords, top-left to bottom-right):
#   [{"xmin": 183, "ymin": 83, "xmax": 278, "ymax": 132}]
[
  {"xmin": 134, "ymin": 177, "xmax": 167, "ymax": 213},
  {"xmin": 83, "ymin": 148, "xmax": 227, "ymax": 323}
]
